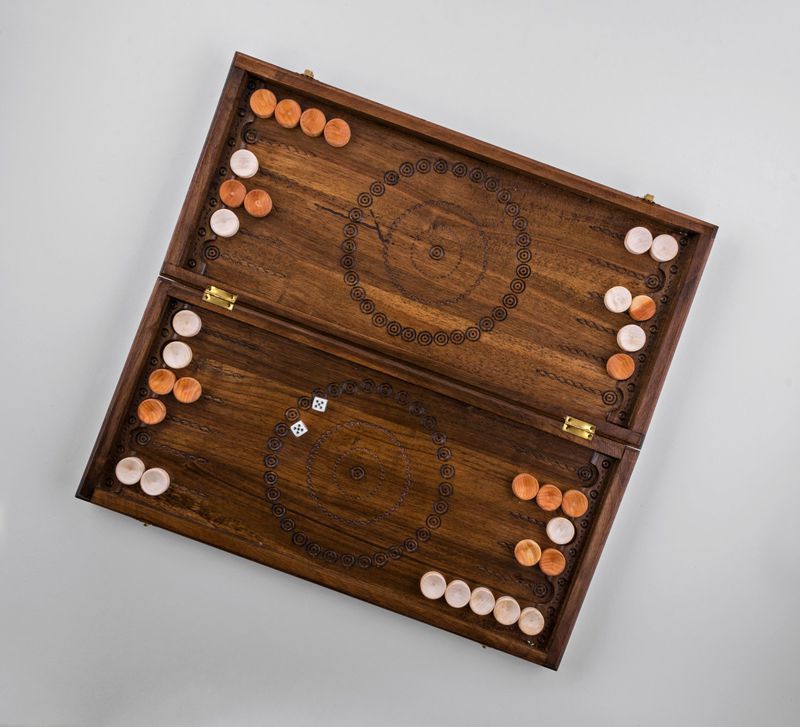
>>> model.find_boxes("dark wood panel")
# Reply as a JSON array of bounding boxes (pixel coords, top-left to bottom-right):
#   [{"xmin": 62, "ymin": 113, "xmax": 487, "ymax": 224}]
[
  {"xmin": 162, "ymin": 55, "xmax": 716, "ymax": 442},
  {"xmin": 79, "ymin": 279, "xmax": 632, "ymax": 668}
]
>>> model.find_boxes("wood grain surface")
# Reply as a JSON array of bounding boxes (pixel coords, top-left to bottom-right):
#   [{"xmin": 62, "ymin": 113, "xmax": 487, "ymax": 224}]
[{"xmin": 79, "ymin": 53, "xmax": 714, "ymax": 669}]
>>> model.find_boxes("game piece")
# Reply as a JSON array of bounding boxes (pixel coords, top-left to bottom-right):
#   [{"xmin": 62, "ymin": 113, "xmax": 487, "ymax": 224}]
[
  {"xmin": 469, "ymin": 587, "xmax": 496, "ymax": 616},
  {"xmin": 539, "ymin": 548, "xmax": 566, "ymax": 577},
  {"xmin": 140, "ymin": 467, "xmax": 170, "ymax": 496},
  {"xmin": 511, "ymin": 472, "xmax": 539, "ymax": 500},
  {"xmin": 115, "ymin": 456, "xmax": 145, "ymax": 485},
  {"xmin": 219, "ymin": 179, "xmax": 247, "ymax": 208},
  {"xmin": 546, "ymin": 517, "xmax": 575, "ymax": 545},
  {"xmin": 629, "ymin": 295, "xmax": 656, "ymax": 321},
  {"xmin": 536, "ymin": 484, "xmax": 563, "ymax": 512},
  {"xmin": 617, "ymin": 324, "xmax": 646, "ymax": 352},
  {"xmin": 137, "ymin": 398, "xmax": 166, "ymax": 425},
  {"xmin": 249, "ymin": 88, "xmax": 277, "ymax": 118},
  {"xmin": 300, "ymin": 108, "xmax": 326, "ymax": 137},
  {"xmin": 624, "ymin": 226, "xmax": 653, "ymax": 254},
  {"xmin": 323, "ymin": 118, "xmax": 351, "ymax": 147},
  {"xmin": 444, "ymin": 579, "xmax": 471, "ymax": 608},
  {"xmin": 229, "ymin": 148, "xmax": 259, "ymax": 178},
  {"xmin": 518, "ymin": 607, "xmax": 545, "ymax": 636},
  {"xmin": 275, "ymin": 98, "xmax": 301, "ymax": 128},
  {"xmin": 162, "ymin": 341, "xmax": 193, "ymax": 369},
  {"xmin": 173, "ymin": 377, "xmax": 202, "ymax": 403},
  {"xmin": 209, "ymin": 208, "xmax": 240, "ymax": 238},
  {"xmin": 493, "ymin": 596, "xmax": 521, "ymax": 626},
  {"xmin": 148, "ymin": 368, "xmax": 176, "ymax": 395},
  {"xmin": 606, "ymin": 353, "xmax": 635, "ymax": 381},
  {"xmin": 244, "ymin": 189, "xmax": 272, "ymax": 218},
  {"xmin": 650, "ymin": 233, "xmax": 679, "ymax": 262},
  {"xmin": 172, "ymin": 309, "xmax": 202, "ymax": 337},
  {"xmin": 420, "ymin": 571, "xmax": 447, "ymax": 600},
  {"xmin": 604, "ymin": 285, "xmax": 632, "ymax": 313},
  {"xmin": 514, "ymin": 539, "xmax": 542, "ymax": 567},
  {"xmin": 561, "ymin": 489, "xmax": 589, "ymax": 518}
]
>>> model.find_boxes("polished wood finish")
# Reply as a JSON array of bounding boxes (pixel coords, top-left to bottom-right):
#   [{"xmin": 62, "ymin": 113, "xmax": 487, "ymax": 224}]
[
  {"xmin": 511, "ymin": 472, "xmax": 539, "ymax": 500},
  {"xmin": 219, "ymin": 179, "xmax": 247, "ymax": 208},
  {"xmin": 173, "ymin": 376, "xmax": 202, "ymax": 403},
  {"xmin": 79, "ymin": 53, "xmax": 715, "ymax": 670},
  {"xmin": 300, "ymin": 107, "xmax": 326, "ymax": 137},
  {"xmin": 243, "ymin": 188, "xmax": 272, "ymax": 217}
]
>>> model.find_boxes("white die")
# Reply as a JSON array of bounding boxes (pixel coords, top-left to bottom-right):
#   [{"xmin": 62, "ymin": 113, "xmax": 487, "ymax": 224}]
[
  {"xmin": 290, "ymin": 420, "xmax": 308, "ymax": 437},
  {"xmin": 311, "ymin": 396, "xmax": 328, "ymax": 413}
]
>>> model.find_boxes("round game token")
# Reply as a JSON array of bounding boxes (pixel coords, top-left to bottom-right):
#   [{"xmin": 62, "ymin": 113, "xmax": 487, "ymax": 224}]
[
  {"xmin": 420, "ymin": 570, "xmax": 447, "ymax": 600},
  {"xmin": 469, "ymin": 586, "xmax": 496, "ymax": 616},
  {"xmin": 209, "ymin": 208, "xmax": 240, "ymax": 238},
  {"xmin": 172, "ymin": 309, "xmax": 202, "ymax": 337},
  {"xmin": 617, "ymin": 324, "xmax": 646, "ymax": 352},
  {"xmin": 536, "ymin": 484, "xmax": 563, "ymax": 512},
  {"xmin": 140, "ymin": 467, "xmax": 171, "ymax": 496},
  {"xmin": 162, "ymin": 341, "xmax": 193, "ymax": 369},
  {"xmin": 324, "ymin": 118, "xmax": 351, "ymax": 148},
  {"xmin": 173, "ymin": 377, "xmax": 202, "ymax": 404},
  {"xmin": 511, "ymin": 472, "xmax": 539, "ymax": 500},
  {"xmin": 219, "ymin": 179, "xmax": 247, "ymax": 208},
  {"xmin": 229, "ymin": 148, "xmax": 259, "ymax": 178},
  {"xmin": 650, "ymin": 233, "xmax": 679, "ymax": 262},
  {"xmin": 137, "ymin": 398, "xmax": 167, "ymax": 426},
  {"xmin": 244, "ymin": 189, "xmax": 273, "ymax": 218},
  {"xmin": 444, "ymin": 579, "xmax": 471, "ymax": 608},
  {"xmin": 603, "ymin": 285, "xmax": 632, "ymax": 313},
  {"xmin": 275, "ymin": 98, "xmax": 302, "ymax": 128},
  {"xmin": 249, "ymin": 88, "xmax": 277, "ymax": 118},
  {"xmin": 300, "ymin": 107, "xmax": 326, "ymax": 137},
  {"xmin": 518, "ymin": 607, "xmax": 545, "ymax": 636},
  {"xmin": 115, "ymin": 456, "xmax": 145, "ymax": 485},
  {"xmin": 629, "ymin": 295, "xmax": 656, "ymax": 322},
  {"xmin": 561, "ymin": 489, "xmax": 589, "ymax": 518},
  {"xmin": 493, "ymin": 596, "xmax": 521, "ymax": 626},
  {"xmin": 514, "ymin": 539, "xmax": 542, "ymax": 567},
  {"xmin": 148, "ymin": 368, "xmax": 176, "ymax": 395},
  {"xmin": 624, "ymin": 226, "xmax": 653, "ymax": 254},
  {"xmin": 546, "ymin": 517, "xmax": 575, "ymax": 545},
  {"xmin": 606, "ymin": 353, "xmax": 635, "ymax": 381},
  {"xmin": 539, "ymin": 548, "xmax": 566, "ymax": 577}
]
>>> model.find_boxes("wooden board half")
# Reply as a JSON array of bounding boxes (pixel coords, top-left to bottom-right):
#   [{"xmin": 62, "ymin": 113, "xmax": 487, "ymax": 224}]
[
  {"xmin": 163, "ymin": 54, "xmax": 716, "ymax": 445},
  {"xmin": 79, "ymin": 279, "xmax": 636, "ymax": 668}
]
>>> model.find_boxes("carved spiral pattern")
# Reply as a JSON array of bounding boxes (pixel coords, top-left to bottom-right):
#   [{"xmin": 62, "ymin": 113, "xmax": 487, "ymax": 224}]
[
  {"xmin": 263, "ymin": 380, "xmax": 456, "ymax": 569},
  {"xmin": 339, "ymin": 158, "xmax": 533, "ymax": 346}
]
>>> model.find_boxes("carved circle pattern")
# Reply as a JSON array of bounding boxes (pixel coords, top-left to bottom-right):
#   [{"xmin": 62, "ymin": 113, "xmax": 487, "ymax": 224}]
[
  {"xmin": 340, "ymin": 158, "xmax": 532, "ymax": 345},
  {"xmin": 262, "ymin": 379, "xmax": 455, "ymax": 568}
]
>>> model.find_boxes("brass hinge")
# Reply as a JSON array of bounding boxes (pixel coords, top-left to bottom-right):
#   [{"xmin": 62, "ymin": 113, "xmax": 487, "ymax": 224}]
[
  {"xmin": 202, "ymin": 285, "xmax": 237, "ymax": 311},
  {"xmin": 642, "ymin": 193, "xmax": 655, "ymax": 204},
  {"xmin": 303, "ymin": 68, "xmax": 315, "ymax": 79},
  {"xmin": 562, "ymin": 415, "xmax": 596, "ymax": 441}
]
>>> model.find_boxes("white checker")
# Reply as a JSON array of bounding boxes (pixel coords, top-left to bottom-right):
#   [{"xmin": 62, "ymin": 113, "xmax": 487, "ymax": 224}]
[
  {"xmin": 624, "ymin": 226, "xmax": 653, "ymax": 254},
  {"xmin": 617, "ymin": 323, "xmax": 647, "ymax": 352},
  {"xmin": 603, "ymin": 285, "xmax": 632, "ymax": 313},
  {"xmin": 419, "ymin": 571, "xmax": 447, "ymax": 600},
  {"xmin": 229, "ymin": 148, "xmax": 259, "ymax": 178},
  {"xmin": 546, "ymin": 516, "xmax": 576, "ymax": 545},
  {"xmin": 650, "ymin": 233, "xmax": 679, "ymax": 262},
  {"xmin": 311, "ymin": 396, "xmax": 328, "ymax": 413},
  {"xmin": 209, "ymin": 208, "xmax": 240, "ymax": 238}
]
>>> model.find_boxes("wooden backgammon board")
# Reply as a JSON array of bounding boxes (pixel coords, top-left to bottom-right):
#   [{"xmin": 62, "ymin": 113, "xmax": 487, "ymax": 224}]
[{"xmin": 78, "ymin": 52, "xmax": 716, "ymax": 669}]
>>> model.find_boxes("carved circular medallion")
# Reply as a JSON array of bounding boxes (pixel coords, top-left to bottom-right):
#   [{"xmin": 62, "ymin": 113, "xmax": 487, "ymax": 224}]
[
  {"xmin": 262, "ymin": 379, "xmax": 455, "ymax": 568},
  {"xmin": 339, "ymin": 158, "xmax": 532, "ymax": 345}
]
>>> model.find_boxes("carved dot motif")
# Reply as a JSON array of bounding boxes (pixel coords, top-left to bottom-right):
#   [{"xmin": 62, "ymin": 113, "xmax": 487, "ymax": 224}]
[
  {"xmin": 263, "ymin": 380, "xmax": 456, "ymax": 568},
  {"xmin": 340, "ymin": 158, "xmax": 533, "ymax": 346}
]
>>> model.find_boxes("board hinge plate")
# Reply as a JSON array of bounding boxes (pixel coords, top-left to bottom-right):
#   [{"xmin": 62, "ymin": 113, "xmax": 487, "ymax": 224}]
[
  {"xmin": 562, "ymin": 415, "xmax": 596, "ymax": 441},
  {"xmin": 203, "ymin": 285, "xmax": 237, "ymax": 311}
]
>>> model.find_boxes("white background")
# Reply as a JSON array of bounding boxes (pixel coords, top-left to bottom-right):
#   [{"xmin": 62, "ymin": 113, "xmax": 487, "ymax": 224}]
[{"xmin": 2, "ymin": 1, "xmax": 799, "ymax": 725}]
